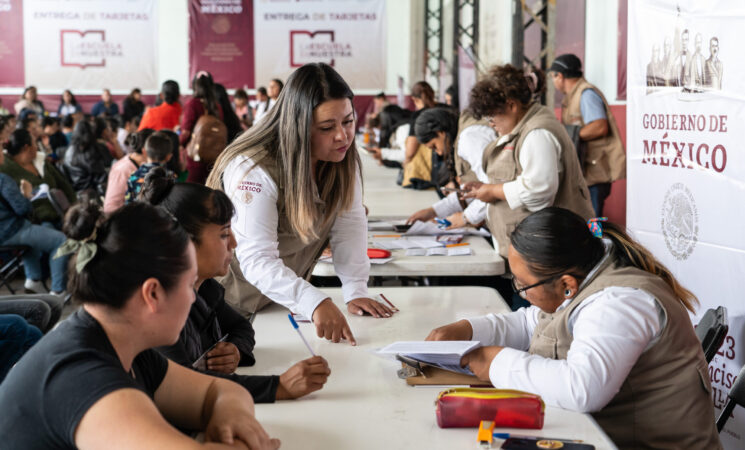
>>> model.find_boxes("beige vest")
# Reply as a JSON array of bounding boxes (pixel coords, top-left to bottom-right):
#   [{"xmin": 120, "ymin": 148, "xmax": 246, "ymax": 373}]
[
  {"xmin": 217, "ymin": 148, "xmax": 338, "ymax": 316},
  {"xmin": 453, "ymin": 112, "xmax": 493, "ymax": 185},
  {"xmin": 562, "ymin": 78, "xmax": 626, "ymax": 186},
  {"xmin": 483, "ymin": 103, "xmax": 594, "ymax": 258},
  {"xmin": 529, "ymin": 259, "xmax": 721, "ymax": 449}
]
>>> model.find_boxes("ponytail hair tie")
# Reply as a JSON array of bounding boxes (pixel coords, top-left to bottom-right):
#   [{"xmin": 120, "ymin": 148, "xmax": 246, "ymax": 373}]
[
  {"xmin": 55, "ymin": 228, "xmax": 98, "ymax": 273},
  {"xmin": 587, "ymin": 217, "xmax": 608, "ymax": 238}
]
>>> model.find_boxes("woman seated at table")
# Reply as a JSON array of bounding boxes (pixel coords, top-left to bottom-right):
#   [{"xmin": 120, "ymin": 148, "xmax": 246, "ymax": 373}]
[
  {"xmin": 406, "ymin": 108, "xmax": 496, "ymax": 229},
  {"xmin": 426, "ymin": 207, "xmax": 721, "ymax": 449},
  {"xmin": 0, "ymin": 201, "xmax": 280, "ymax": 449},
  {"xmin": 143, "ymin": 168, "xmax": 331, "ymax": 402}
]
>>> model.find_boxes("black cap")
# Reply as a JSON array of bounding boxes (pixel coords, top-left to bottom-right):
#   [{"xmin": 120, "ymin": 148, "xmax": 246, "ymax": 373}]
[{"xmin": 549, "ymin": 54, "xmax": 583, "ymax": 78}]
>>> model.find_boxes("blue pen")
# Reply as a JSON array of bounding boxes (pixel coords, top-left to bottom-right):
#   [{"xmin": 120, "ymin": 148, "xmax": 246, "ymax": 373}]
[
  {"xmin": 435, "ymin": 218, "xmax": 451, "ymax": 229},
  {"xmin": 288, "ymin": 314, "xmax": 316, "ymax": 356},
  {"xmin": 493, "ymin": 433, "xmax": 582, "ymax": 443}
]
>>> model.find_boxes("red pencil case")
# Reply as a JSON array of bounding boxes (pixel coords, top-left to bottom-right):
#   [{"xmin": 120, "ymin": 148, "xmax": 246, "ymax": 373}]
[
  {"xmin": 435, "ymin": 388, "xmax": 545, "ymax": 429},
  {"xmin": 367, "ymin": 248, "xmax": 391, "ymax": 259}
]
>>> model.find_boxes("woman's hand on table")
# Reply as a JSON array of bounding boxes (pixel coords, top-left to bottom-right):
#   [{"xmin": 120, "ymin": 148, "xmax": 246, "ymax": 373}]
[
  {"xmin": 406, "ymin": 207, "xmax": 436, "ymax": 225},
  {"xmin": 425, "ymin": 319, "xmax": 473, "ymax": 341},
  {"xmin": 460, "ymin": 346, "xmax": 503, "ymax": 381},
  {"xmin": 204, "ymin": 397, "xmax": 280, "ymax": 450},
  {"xmin": 312, "ymin": 298, "xmax": 357, "ymax": 345},
  {"xmin": 276, "ymin": 356, "xmax": 331, "ymax": 400},
  {"xmin": 347, "ymin": 297, "xmax": 394, "ymax": 318}
]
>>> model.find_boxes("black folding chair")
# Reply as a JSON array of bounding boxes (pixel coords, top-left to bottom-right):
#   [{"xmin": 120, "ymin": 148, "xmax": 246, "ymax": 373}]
[
  {"xmin": 716, "ymin": 363, "xmax": 745, "ymax": 432},
  {"xmin": 695, "ymin": 306, "xmax": 729, "ymax": 364},
  {"xmin": 0, "ymin": 245, "xmax": 31, "ymax": 294}
]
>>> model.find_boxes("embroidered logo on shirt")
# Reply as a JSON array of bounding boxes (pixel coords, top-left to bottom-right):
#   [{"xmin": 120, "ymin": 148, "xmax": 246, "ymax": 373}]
[{"xmin": 237, "ymin": 181, "xmax": 262, "ymax": 204}]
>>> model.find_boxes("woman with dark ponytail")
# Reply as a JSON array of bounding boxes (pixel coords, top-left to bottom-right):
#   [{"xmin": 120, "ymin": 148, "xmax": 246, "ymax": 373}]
[
  {"xmin": 406, "ymin": 106, "xmax": 497, "ymax": 229},
  {"xmin": 0, "ymin": 201, "xmax": 280, "ymax": 449},
  {"xmin": 427, "ymin": 207, "xmax": 721, "ymax": 449},
  {"xmin": 409, "ymin": 106, "xmax": 458, "ymax": 193},
  {"xmin": 141, "ymin": 168, "xmax": 330, "ymax": 403}
]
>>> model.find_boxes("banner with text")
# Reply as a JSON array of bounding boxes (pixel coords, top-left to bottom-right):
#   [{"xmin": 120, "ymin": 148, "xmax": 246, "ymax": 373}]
[
  {"xmin": 628, "ymin": 1, "xmax": 745, "ymax": 447},
  {"xmin": 189, "ymin": 0, "xmax": 254, "ymax": 89},
  {"xmin": 22, "ymin": 0, "xmax": 158, "ymax": 91},
  {"xmin": 253, "ymin": 0, "xmax": 386, "ymax": 89},
  {"xmin": 0, "ymin": 0, "xmax": 24, "ymax": 87}
]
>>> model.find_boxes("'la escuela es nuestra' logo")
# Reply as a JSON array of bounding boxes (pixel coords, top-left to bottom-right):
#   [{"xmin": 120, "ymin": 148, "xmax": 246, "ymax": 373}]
[{"xmin": 661, "ymin": 182, "xmax": 699, "ymax": 261}]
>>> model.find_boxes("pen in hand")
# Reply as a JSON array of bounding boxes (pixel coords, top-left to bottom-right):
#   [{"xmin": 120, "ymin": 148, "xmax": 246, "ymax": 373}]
[{"xmin": 288, "ymin": 314, "xmax": 317, "ymax": 356}]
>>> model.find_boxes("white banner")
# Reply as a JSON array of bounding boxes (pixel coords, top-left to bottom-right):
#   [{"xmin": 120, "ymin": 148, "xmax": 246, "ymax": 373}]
[
  {"xmin": 23, "ymin": 0, "xmax": 158, "ymax": 91},
  {"xmin": 253, "ymin": 0, "xmax": 386, "ymax": 90},
  {"xmin": 628, "ymin": 1, "xmax": 745, "ymax": 448}
]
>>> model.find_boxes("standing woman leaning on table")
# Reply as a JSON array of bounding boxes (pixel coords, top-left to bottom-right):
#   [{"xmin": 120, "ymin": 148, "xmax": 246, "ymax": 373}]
[
  {"xmin": 461, "ymin": 65, "xmax": 594, "ymax": 259},
  {"xmin": 207, "ymin": 63, "xmax": 394, "ymax": 345},
  {"xmin": 427, "ymin": 208, "xmax": 721, "ymax": 449}
]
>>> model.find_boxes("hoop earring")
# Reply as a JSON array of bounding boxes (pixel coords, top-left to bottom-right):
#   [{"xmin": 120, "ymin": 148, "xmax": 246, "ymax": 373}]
[{"xmin": 564, "ymin": 289, "xmax": 572, "ymax": 298}]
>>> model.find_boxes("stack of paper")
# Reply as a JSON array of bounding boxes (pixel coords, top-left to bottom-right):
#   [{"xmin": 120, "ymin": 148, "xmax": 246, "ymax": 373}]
[{"xmin": 377, "ymin": 341, "xmax": 481, "ymax": 375}]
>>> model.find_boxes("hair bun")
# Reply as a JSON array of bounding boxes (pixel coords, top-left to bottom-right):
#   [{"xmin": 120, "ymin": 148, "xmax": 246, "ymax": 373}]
[
  {"xmin": 63, "ymin": 200, "xmax": 103, "ymax": 241},
  {"xmin": 140, "ymin": 166, "xmax": 175, "ymax": 205}
]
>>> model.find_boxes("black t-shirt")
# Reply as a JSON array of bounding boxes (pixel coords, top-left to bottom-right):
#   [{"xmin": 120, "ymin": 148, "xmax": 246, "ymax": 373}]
[{"xmin": 0, "ymin": 308, "xmax": 169, "ymax": 449}]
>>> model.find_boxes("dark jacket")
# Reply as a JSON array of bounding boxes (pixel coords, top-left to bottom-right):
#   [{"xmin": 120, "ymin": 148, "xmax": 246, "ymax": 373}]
[
  {"xmin": 157, "ymin": 279, "xmax": 280, "ymax": 403},
  {"xmin": 0, "ymin": 173, "xmax": 31, "ymax": 241},
  {"xmin": 62, "ymin": 143, "xmax": 112, "ymax": 195}
]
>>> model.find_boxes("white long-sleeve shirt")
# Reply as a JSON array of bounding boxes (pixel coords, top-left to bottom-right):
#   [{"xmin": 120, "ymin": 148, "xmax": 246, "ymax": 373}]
[
  {"xmin": 380, "ymin": 123, "xmax": 409, "ymax": 163},
  {"xmin": 466, "ymin": 246, "xmax": 665, "ymax": 413},
  {"xmin": 224, "ymin": 155, "xmax": 370, "ymax": 320},
  {"xmin": 432, "ymin": 124, "xmax": 496, "ymax": 224},
  {"xmin": 501, "ymin": 129, "xmax": 562, "ymax": 211}
]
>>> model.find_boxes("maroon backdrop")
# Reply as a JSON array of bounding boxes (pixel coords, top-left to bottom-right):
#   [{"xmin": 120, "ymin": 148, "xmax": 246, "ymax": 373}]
[
  {"xmin": 617, "ymin": 0, "xmax": 628, "ymax": 100},
  {"xmin": 188, "ymin": 0, "xmax": 254, "ymax": 89},
  {"xmin": 0, "ymin": 0, "xmax": 25, "ymax": 87}
]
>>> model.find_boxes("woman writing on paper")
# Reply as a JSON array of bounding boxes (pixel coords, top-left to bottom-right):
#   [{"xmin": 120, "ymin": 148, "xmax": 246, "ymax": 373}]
[
  {"xmin": 426, "ymin": 207, "xmax": 721, "ymax": 449},
  {"xmin": 207, "ymin": 63, "xmax": 394, "ymax": 346}
]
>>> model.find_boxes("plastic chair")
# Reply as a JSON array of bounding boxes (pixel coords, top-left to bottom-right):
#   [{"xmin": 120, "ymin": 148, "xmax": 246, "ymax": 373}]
[
  {"xmin": 0, "ymin": 245, "xmax": 31, "ymax": 294},
  {"xmin": 716, "ymin": 363, "xmax": 745, "ymax": 432},
  {"xmin": 695, "ymin": 306, "xmax": 728, "ymax": 364}
]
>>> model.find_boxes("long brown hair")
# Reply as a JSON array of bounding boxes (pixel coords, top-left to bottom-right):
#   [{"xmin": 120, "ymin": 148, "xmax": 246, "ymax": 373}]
[
  {"xmin": 510, "ymin": 207, "xmax": 698, "ymax": 312},
  {"xmin": 207, "ymin": 63, "xmax": 361, "ymax": 243}
]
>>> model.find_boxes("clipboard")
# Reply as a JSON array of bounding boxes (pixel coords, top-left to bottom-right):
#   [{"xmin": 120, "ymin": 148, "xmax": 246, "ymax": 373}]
[{"xmin": 396, "ymin": 354, "xmax": 484, "ymax": 386}]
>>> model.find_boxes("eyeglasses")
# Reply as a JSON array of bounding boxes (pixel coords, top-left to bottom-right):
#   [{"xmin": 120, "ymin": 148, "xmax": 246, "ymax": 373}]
[{"xmin": 511, "ymin": 275, "xmax": 560, "ymax": 299}]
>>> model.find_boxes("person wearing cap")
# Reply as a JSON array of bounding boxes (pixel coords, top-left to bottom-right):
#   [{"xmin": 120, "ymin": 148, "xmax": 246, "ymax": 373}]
[{"xmin": 549, "ymin": 54, "xmax": 626, "ymax": 217}]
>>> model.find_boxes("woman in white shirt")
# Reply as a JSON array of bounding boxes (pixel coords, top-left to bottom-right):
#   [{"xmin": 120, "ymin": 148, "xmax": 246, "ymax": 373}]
[
  {"xmin": 426, "ymin": 207, "xmax": 721, "ymax": 449},
  {"xmin": 207, "ymin": 63, "xmax": 394, "ymax": 345}
]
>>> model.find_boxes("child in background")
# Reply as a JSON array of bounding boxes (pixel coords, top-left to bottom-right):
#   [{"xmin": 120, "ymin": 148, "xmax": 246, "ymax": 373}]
[{"xmin": 124, "ymin": 131, "xmax": 173, "ymax": 203}]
